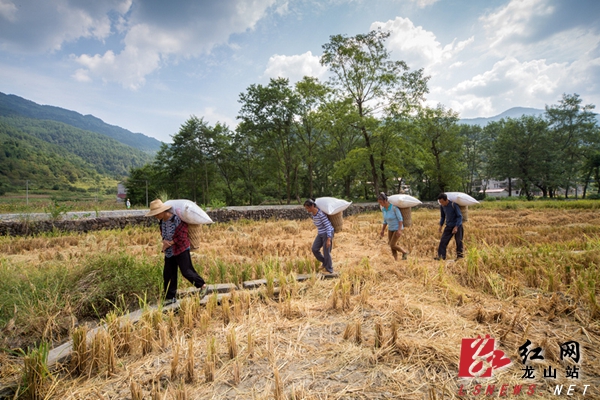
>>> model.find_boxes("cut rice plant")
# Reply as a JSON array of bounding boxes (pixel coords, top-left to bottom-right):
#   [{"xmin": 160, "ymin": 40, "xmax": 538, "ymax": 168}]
[
  {"xmin": 70, "ymin": 325, "xmax": 88, "ymax": 376},
  {"xmin": 227, "ymin": 328, "xmax": 238, "ymax": 359},
  {"xmin": 186, "ymin": 338, "xmax": 195, "ymax": 383},
  {"xmin": 130, "ymin": 380, "xmax": 143, "ymax": 400},
  {"xmin": 20, "ymin": 342, "xmax": 53, "ymax": 400}
]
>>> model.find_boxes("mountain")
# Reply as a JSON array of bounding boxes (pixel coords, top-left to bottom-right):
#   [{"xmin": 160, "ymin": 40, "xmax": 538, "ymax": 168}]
[
  {"xmin": 0, "ymin": 115, "xmax": 155, "ymax": 184},
  {"xmin": 0, "ymin": 92, "xmax": 162, "ymax": 153},
  {"xmin": 459, "ymin": 107, "xmax": 545, "ymax": 126}
]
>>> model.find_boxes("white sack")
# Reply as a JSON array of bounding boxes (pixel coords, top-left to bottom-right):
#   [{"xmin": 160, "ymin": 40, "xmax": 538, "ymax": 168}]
[
  {"xmin": 315, "ymin": 197, "xmax": 352, "ymax": 216},
  {"xmin": 388, "ymin": 194, "xmax": 422, "ymax": 209},
  {"xmin": 445, "ymin": 192, "xmax": 479, "ymax": 206},
  {"xmin": 164, "ymin": 199, "xmax": 213, "ymax": 224}
]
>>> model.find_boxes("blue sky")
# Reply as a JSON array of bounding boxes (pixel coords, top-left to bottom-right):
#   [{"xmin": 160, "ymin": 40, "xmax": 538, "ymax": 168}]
[{"xmin": 1, "ymin": 0, "xmax": 599, "ymax": 143}]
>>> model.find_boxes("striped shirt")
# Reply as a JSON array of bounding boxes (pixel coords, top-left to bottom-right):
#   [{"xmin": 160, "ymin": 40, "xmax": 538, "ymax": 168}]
[{"xmin": 312, "ymin": 209, "xmax": 334, "ymax": 238}]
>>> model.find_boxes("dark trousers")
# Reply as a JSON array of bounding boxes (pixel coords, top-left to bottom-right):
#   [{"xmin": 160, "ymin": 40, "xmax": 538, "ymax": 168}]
[
  {"xmin": 312, "ymin": 233, "xmax": 334, "ymax": 273},
  {"xmin": 438, "ymin": 225, "xmax": 464, "ymax": 260},
  {"xmin": 163, "ymin": 249, "xmax": 205, "ymax": 300}
]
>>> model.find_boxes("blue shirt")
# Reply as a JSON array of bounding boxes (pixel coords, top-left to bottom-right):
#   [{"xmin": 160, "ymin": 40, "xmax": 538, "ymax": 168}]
[
  {"xmin": 381, "ymin": 204, "xmax": 403, "ymax": 231},
  {"xmin": 312, "ymin": 209, "xmax": 334, "ymax": 238},
  {"xmin": 439, "ymin": 201, "xmax": 463, "ymax": 227}
]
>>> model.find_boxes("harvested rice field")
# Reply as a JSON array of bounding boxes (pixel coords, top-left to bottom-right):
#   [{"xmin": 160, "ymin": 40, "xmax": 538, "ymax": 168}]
[{"xmin": 1, "ymin": 205, "xmax": 600, "ymax": 399}]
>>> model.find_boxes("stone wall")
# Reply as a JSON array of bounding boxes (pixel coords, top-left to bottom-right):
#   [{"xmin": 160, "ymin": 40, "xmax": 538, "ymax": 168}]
[{"xmin": 0, "ymin": 203, "xmax": 383, "ymax": 237}]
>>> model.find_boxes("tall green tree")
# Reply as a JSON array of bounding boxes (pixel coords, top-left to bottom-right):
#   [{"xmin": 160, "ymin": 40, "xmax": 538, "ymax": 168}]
[
  {"xmin": 483, "ymin": 120, "xmax": 518, "ymax": 196},
  {"xmin": 238, "ymin": 78, "xmax": 301, "ymax": 204},
  {"xmin": 294, "ymin": 77, "xmax": 329, "ymax": 198},
  {"xmin": 459, "ymin": 124, "xmax": 488, "ymax": 196},
  {"xmin": 125, "ymin": 164, "xmax": 159, "ymax": 206},
  {"xmin": 209, "ymin": 123, "xmax": 240, "ymax": 205},
  {"xmin": 545, "ymin": 93, "xmax": 599, "ymax": 198},
  {"xmin": 320, "ymin": 29, "xmax": 429, "ymax": 196},
  {"xmin": 232, "ymin": 123, "xmax": 266, "ymax": 205},
  {"xmin": 318, "ymin": 98, "xmax": 364, "ymax": 198},
  {"xmin": 152, "ymin": 116, "xmax": 219, "ymax": 204},
  {"xmin": 487, "ymin": 116, "xmax": 553, "ymax": 199},
  {"xmin": 412, "ymin": 105, "xmax": 464, "ymax": 199}
]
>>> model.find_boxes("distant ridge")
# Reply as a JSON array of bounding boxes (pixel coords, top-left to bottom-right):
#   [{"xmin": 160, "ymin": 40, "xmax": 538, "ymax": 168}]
[
  {"xmin": 0, "ymin": 92, "xmax": 162, "ymax": 153},
  {"xmin": 459, "ymin": 107, "xmax": 545, "ymax": 126}
]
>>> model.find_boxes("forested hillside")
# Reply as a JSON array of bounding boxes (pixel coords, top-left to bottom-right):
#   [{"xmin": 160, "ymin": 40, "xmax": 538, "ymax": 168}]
[
  {"xmin": 0, "ymin": 116, "xmax": 154, "ymax": 191},
  {"xmin": 0, "ymin": 92, "xmax": 162, "ymax": 153}
]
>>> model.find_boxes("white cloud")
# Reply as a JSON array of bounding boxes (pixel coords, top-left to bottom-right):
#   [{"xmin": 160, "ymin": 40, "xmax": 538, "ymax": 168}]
[
  {"xmin": 410, "ymin": 0, "xmax": 439, "ymax": 8},
  {"xmin": 0, "ymin": 0, "xmax": 278, "ymax": 88},
  {"xmin": 73, "ymin": 0, "xmax": 278, "ymax": 89},
  {"xmin": 480, "ymin": 0, "xmax": 555, "ymax": 48},
  {"xmin": 72, "ymin": 68, "xmax": 92, "ymax": 83},
  {"xmin": 370, "ymin": 17, "xmax": 474, "ymax": 70},
  {"xmin": 444, "ymin": 56, "xmax": 580, "ymax": 117},
  {"xmin": 0, "ymin": 0, "xmax": 129, "ymax": 52},
  {"xmin": 73, "ymin": 44, "xmax": 162, "ymax": 90},
  {"xmin": 263, "ymin": 51, "xmax": 327, "ymax": 82},
  {"xmin": 0, "ymin": 0, "xmax": 17, "ymax": 22}
]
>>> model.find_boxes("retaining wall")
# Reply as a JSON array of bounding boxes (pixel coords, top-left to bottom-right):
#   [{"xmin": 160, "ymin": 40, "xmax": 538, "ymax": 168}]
[{"xmin": 0, "ymin": 203, "xmax": 384, "ymax": 236}]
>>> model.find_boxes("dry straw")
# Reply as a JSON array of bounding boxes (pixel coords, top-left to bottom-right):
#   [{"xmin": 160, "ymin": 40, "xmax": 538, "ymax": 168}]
[
  {"xmin": 130, "ymin": 380, "xmax": 143, "ymax": 400},
  {"xmin": 185, "ymin": 338, "xmax": 195, "ymax": 383},
  {"xmin": 5, "ymin": 206, "xmax": 600, "ymax": 399},
  {"xmin": 227, "ymin": 328, "xmax": 238, "ymax": 359},
  {"xmin": 70, "ymin": 325, "xmax": 88, "ymax": 375},
  {"xmin": 170, "ymin": 338, "xmax": 180, "ymax": 381}
]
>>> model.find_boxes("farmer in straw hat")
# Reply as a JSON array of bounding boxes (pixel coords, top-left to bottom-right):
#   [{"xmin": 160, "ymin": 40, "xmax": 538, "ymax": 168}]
[
  {"xmin": 377, "ymin": 192, "xmax": 409, "ymax": 261},
  {"xmin": 304, "ymin": 198, "xmax": 334, "ymax": 274},
  {"xmin": 146, "ymin": 199, "xmax": 207, "ymax": 305}
]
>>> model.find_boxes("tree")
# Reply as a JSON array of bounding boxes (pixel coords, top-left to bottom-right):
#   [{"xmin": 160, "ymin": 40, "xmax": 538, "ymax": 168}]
[
  {"xmin": 238, "ymin": 78, "xmax": 301, "ymax": 204},
  {"xmin": 487, "ymin": 116, "xmax": 553, "ymax": 199},
  {"xmin": 412, "ymin": 105, "xmax": 465, "ymax": 199},
  {"xmin": 318, "ymin": 98, "xmax": 364, "ymax": 198},
  {"xmin": 320, "ymin": 29, "xmax": 429, "ymax": 196},
  {"xmin": 484, "ymin": 120, "xmax": 517, "ymax": 196},
  {"xmin": 582, "ymin": 151, "xmax": 600, "ymax": 197},
  {"xmin": 125, "ymin": 164, "xmax": 159, "ymax": 206},
  {"xmin": 458, "ymin": 124, "xmax": 487, "ymax": 196},
  {"xmin": 232, "ymin": 123, "xmax": 266, "ymax": 205},
  {"xmin": 294, "ymin": 77, "xmax": 329, "ymax": 198},
  {"xmin": 209, "ymin": 123, "xmax": 239, "ymax": 205},
  {"xmin": 545, "ymin": 93, "xmax": 599, "ymax": 198},
  {"xmin": 151, "ymin": 116, "xmax": 220, "ymax": 204}
]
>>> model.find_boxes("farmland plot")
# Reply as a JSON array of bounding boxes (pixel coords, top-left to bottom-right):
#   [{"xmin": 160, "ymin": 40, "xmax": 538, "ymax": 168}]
[{"xmin": 0, "ymin": 205, "xmax": 599, "ymax": 399}]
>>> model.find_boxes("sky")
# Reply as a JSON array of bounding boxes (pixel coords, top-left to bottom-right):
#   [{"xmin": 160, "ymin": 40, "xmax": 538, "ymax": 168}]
[{"xmin": 1, "ymin": 0, "xmax": 599, "ymax": 143}]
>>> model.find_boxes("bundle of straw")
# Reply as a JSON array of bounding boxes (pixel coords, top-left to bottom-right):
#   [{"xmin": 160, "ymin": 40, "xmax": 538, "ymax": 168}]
[
  {"xmin": 188, "ymin": 224, "xmax": 202, "ymax": 250},
  {"xmin": 400, "ymin": 208, "xmax": 412, "ymax": 227},
  {"xmin": 327, "ymin": 212, "xmax": 344, "ymax": 232},
  {"xmin": 459, "ymin": 205, "xmax": 469, "ymax": 222}
]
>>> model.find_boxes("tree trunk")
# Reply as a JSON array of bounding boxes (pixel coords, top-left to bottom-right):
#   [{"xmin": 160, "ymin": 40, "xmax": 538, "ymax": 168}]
[
  {"xmin": 361, "ymin": 126, "xmax": 378, "ymax": 196},
  {"xmin": 345, "ymin": 177, "xmax": 351, "ymax": 198},
  {"xmin": 379, "ymin": 160, "xmax": 387, "ymax": 194}
]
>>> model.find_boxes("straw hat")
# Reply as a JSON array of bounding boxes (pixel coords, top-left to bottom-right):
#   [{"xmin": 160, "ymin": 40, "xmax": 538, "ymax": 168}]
[{"xmin": 145, "ymin": 199, "xmax": 172, "ymax": 217}]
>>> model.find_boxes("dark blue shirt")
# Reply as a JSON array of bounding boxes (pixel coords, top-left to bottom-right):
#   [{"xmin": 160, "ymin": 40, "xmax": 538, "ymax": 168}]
[{"xmin": 439, "ymin": 201, "xmax": 463, "ymax": 227}]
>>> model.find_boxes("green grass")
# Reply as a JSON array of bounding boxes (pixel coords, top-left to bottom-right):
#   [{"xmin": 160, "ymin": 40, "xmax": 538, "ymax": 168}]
[
  {"xmin": 477, "ymin": 198, "xmax": 600, "ymax": 210},
  {"xmin": 0, "ymin": 251, "xmax": 162, "ymax": 347}
]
